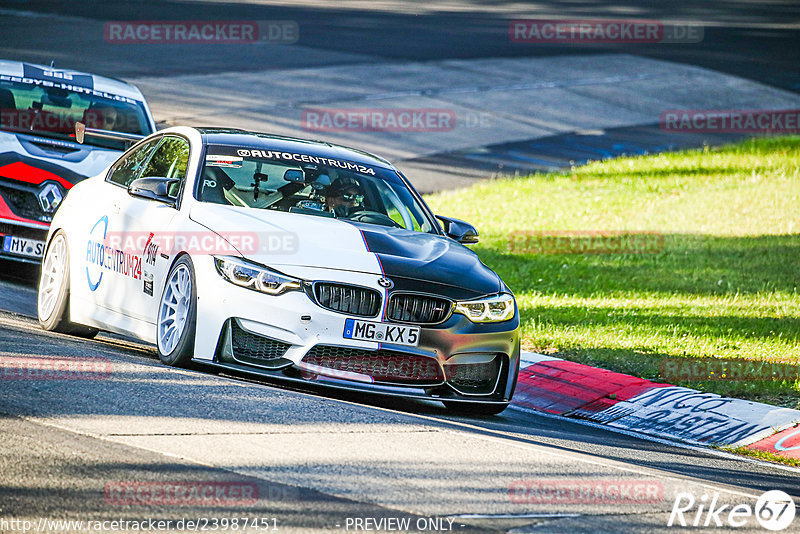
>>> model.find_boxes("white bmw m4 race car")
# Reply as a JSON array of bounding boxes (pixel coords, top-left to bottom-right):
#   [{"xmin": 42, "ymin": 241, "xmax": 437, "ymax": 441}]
[{"xmin": 37, "ymin": 126, "xmax": 520, "ymax": 414}]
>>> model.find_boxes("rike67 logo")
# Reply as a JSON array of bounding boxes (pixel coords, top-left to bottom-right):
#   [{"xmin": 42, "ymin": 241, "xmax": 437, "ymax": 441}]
[{"xmin": 669, "ymin": 490, "xmax": 795, "ymax": 531}]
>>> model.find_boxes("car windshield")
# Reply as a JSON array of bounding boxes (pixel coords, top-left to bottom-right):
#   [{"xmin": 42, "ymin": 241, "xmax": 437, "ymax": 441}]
[
  {"xmin": 0, "ymin": 78, "xmax": 152, "ymax": 150},
  {"xmin": 197, "ymin": 145, "xmax": 437, "ymax": 234}
]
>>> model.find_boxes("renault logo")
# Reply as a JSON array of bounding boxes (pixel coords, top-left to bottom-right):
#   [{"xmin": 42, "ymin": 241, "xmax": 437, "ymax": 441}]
[
  {"xmin": 377, "ymin": 277, "xmax": 394, "ymax": 289},
  {"xmin": 38, "ymin": 183, "xmax": 63, "ymax": 214}
]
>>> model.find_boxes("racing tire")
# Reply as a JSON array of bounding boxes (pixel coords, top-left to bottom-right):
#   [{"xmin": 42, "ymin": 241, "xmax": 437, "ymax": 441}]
[
  {"xmin": 37, "ymin": 230, "xmax": 99, "ymax": 338},
  {"xmin": 156, "ymin": 255, "xmax": 197, "ymax": 367},
  {"xmin": 443, "ymin": 401, "xmax": 509, "ymax": 416}
]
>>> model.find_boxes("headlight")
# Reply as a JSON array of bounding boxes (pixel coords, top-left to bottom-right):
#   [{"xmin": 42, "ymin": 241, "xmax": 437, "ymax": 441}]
[
  {"xmin": 454, "ymin": 294, "xmax": 515, "ymax": 323},
  {"xmin": 213, "ymin": 256, "xmax": 301, "ymax": 296}
]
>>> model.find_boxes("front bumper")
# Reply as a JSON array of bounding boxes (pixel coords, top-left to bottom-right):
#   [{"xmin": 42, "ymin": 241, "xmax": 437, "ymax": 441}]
[
  {"xmin": 0, "ymin": 178, "xmax": 57, "ymax": 263},
  {"xmin": 0, "ymin": 220, "xmax": 48, "ymax": 263},
  {"xmin": 192, "ymin": 256, "xmax": 520, "ymax": 404}
]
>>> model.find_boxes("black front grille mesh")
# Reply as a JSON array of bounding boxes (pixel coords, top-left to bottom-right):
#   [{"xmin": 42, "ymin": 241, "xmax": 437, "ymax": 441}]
[
  {"xmin": 314, "ymin": 283, "xmax": 381, "ymax": 317},
  {"xmin": 444, "ymin": 356, "xmax": 501, "ymax": 394},
  {"xmin": 387, "ymin": 293, "xmax": 452, "ymax": 324},
  {"xmin": 230, "ymin": 320, "xmax": 291, "ymax": 367},
  {"xmin": 0, "ymin": 222, "xmax": 47, "ymax": 240},
  {"xmin": 302, "ymin": 345, "xmax": 443, "ymax": 384},
  {"xmin": 0, "ymin": 185, "xmax": 45, "ymax": 221}
]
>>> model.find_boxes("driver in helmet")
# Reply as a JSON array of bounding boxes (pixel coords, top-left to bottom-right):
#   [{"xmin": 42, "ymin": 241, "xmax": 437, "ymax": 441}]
[
  {"xmin": 324, "ymin": 176, "xmax": 364, "ymax": 217},
  {"xmin": 84, "ymin": 103, "xmax": 119, "ymax": 131}
]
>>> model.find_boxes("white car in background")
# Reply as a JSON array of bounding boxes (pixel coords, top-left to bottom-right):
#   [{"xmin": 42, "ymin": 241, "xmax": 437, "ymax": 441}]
[
  {"xmin": 37, "ymin": 126, "xmax": 520, "ymax": 414},
  {"xmin": 0, "ymin": 60, "xmax": 155, "ymax": 263}
]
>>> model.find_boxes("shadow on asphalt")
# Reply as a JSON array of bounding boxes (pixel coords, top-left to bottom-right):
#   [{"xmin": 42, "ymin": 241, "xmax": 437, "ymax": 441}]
[
  {"xmin": 0, "ymin": 258, "xmax": 39, "ymax": 286},
  {"xmin": 2, "ymin": 240, "xmax": 799, "ymax": 500}
]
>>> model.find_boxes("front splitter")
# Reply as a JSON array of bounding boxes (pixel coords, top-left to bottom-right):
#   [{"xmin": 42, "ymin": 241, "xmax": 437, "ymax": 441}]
[{"xmin": 193, "ymin": 359, "xmax": 511, "ymax": 406}]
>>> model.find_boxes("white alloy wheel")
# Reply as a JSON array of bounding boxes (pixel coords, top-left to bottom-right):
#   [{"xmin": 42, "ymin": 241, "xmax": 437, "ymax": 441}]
[
  {"xmin": 158, "ymin": 262, "xmax": 192, "ymax": 355},
  {"xmin": 38, "ymin": 233, "xmax": 67, "ymax": 321},
  {"xmin": 37, "ymin": 230, "xmax": 97, "ymax": 338}
]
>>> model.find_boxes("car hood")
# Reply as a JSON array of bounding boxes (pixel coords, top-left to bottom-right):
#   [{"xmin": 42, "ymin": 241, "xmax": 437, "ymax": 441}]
[
  {"xmin": 356, "ymin": 224, "xmax": 502, "ymax": 299},
  {"xmin": 0, "ymin": 132, "xmax": 121, "ymax": 187},
  {"xmin": 189, "ymin": 203, "xmax": 501, "ymax": 299}
]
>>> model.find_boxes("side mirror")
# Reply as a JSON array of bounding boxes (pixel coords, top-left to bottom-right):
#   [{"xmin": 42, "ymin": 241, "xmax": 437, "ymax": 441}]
[
  {"xmin": 128, "ymin": 176, "xmax": 179, "ymax": 205},
  {"xmin": 436, "ymin": 215, "xmax": 479, "ymax": 244},
  {"xmin": 283, "ymin": 169, "xmax": 305, "ymax": 182}
]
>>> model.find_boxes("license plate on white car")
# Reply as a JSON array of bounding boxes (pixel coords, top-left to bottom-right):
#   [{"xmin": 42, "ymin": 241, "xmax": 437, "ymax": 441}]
[
  {"xmin": 343, "ymin": 318, "xmax": 420, "ymax": 346},
  {"xmin": 2, "ymin": 236, "xmax": 45, "ymax": 258}
]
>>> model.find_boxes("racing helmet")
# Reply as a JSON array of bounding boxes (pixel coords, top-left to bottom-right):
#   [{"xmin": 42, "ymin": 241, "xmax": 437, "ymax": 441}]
[{"xmin": 326, "ymin": 176, "xmax": 363, "ymax": 217}]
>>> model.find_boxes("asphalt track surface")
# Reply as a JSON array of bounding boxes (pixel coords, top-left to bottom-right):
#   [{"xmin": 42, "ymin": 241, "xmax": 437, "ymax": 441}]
[
  {"xmin": 2, "ymin": 1, "xmax": 800, "ymax": 532},
  {"xmin": 2, "ymin": 0, "xmax": 799, "ymax": 92},
  {"xmin": 1, "ymin": 264, "xmax": 800, "ymax": 533}
]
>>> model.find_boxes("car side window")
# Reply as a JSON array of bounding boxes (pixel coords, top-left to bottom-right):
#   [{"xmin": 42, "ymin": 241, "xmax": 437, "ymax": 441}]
[
  {"xmin": 140, "ymin": 136, "xmax": 191, "ymax": 197},
  {"xmin": 106, "ymin": 138, "xmax": 161, "ymax": 187}
]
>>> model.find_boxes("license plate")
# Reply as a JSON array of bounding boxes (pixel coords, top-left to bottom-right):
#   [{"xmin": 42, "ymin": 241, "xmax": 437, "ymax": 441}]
[
  {"xmin": 2, "ymin": 235, "xmax": 45, "ymax": 258},
  {"xmin": 343, "ymin": 318, "xmax": 420, "ymax": 346}
]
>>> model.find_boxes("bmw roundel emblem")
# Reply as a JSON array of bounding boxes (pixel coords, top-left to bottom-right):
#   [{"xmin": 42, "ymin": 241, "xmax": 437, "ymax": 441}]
[{"xmin": 377, "ymin": 277, "xmax": 394, "ymax": 289}]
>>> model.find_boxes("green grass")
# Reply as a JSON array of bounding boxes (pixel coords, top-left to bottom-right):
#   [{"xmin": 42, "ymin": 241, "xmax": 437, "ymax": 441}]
[
  {"xmin": 424, "ymin": 137, "xmax": 800, "ymax": 408},
  {"xmin": 721, "ymin": 446, "xmax": 800, "ymax": 468}
]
